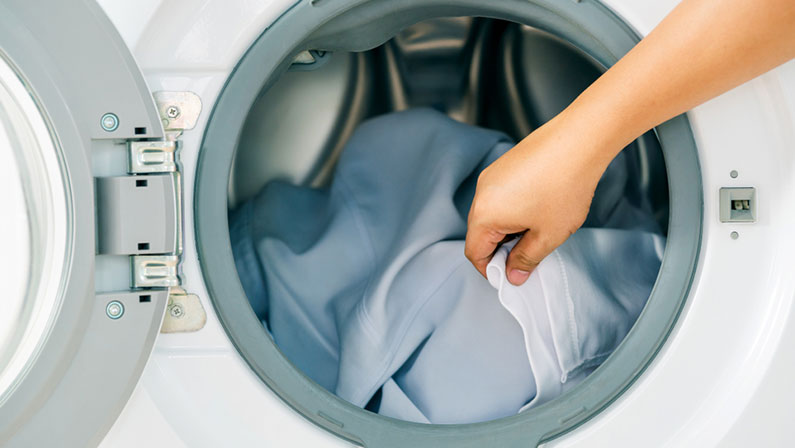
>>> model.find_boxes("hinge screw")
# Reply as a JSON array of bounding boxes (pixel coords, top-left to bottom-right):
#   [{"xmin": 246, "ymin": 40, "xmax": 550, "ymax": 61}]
[
  {"xmin": 166, "ymin": 105, "xmax": 181, "ymax": 119},
  {"xmin": 106, "ymin": 300, "xmax": 124, "ymax": 319},
  {"xmin": 101, "ymin": 113, "xmax": 119, "ymax": 132},
  {"xmin": 170, "ymin": 303, "xmax": 185, "ymax": 318}
]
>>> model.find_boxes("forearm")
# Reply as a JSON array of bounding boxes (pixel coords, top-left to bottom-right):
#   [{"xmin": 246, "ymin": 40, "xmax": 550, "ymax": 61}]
[
  {"xmin": 562, "ymin": 0, "xmax": 795, "ymax": 168},
  {"xmin": 467, "ymin": 0, "xmax": 795, "ymax": 282}
]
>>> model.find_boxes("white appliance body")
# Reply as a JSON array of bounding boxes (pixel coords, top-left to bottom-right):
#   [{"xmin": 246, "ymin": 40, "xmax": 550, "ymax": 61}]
[{"xmin": 4, "ymin": 0, "xmax": 793, "ymax": 446}]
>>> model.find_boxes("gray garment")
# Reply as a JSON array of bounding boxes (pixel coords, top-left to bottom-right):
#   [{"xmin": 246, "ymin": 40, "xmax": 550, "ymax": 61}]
[{"xmin": 230, "ymin": 108, "xmax": 662, "ymax": 423}]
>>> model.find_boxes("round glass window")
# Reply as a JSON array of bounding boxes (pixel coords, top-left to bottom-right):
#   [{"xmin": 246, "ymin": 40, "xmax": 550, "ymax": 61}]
[{"xmin": 0, "ymin": 54, "xmax": 69, "ymax": 404}]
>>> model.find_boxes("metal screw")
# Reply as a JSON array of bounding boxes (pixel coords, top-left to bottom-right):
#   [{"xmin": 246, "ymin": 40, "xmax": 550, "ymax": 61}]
[
  {"xmin": 106, "ymin": 300, "xmax": 124, "ymax": 319},
  {"xmin": 730, "ymin": 170, "xmax": 739, "ymax": 179},
  {"xmin": 730, "ymin": 231, "xmax": 739, "ymax": 240},
  {"xmin": 100, "ymin": 113, "xmax": 119, "ymax": 132},
  {"xmin": 170, "ymin": 303, "xmax": 185, "ymax": 318},
  {"xmin": 166, "ymin": 105, "xmax": 181, "ymax": 119}
]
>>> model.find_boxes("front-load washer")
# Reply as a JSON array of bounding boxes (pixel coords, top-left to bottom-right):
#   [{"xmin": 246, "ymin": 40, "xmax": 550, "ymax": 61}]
[{"xmin": 0, "ymin": 0, "xmax": 794, "ymax": 446}]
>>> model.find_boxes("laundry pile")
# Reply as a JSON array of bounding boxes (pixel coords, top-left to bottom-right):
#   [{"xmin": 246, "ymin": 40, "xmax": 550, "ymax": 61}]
[{"xmin": 229, "ymin": 109, "xmax": 664, "ymax": 424}]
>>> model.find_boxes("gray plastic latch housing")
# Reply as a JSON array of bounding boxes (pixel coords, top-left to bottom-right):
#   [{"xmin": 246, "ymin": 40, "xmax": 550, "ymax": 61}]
[
  {"xmin": 719, "ymin": 187, "xmax": 756, "ymax": 223},
  {"xmin": 96, "ymin": 174, "xmax": 178, "ymax": 255}
]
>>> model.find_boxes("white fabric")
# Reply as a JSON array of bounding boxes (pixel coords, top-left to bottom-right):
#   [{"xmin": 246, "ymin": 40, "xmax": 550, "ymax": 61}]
[{"xmin": 487, "ymin": 231, "xmax": 665, "ymax": 410}]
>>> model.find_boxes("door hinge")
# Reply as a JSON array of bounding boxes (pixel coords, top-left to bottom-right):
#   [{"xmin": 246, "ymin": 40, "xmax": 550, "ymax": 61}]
[
  {"xmin": 128, "ymin": 141, "xmax": 177, "ymax": 173},
  {"xmin": 96, "ymin": 91, "xmax": 206, "ymax": 332}
]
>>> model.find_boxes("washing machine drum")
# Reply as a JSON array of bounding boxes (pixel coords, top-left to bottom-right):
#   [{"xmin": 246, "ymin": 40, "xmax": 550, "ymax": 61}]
[
  {"xmin": 229, "ymin": 106, "xmax": 665, "ymax": 424},
  {"xmin": 0, "ymin": 1, "xmax": 170, "ymax": 446}
]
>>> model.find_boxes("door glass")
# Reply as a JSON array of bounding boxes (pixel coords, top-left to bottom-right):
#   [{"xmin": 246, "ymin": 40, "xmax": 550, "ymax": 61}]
[{"xmin": 0, "ymin": 54, "xmax": 69, "ymax": 403}]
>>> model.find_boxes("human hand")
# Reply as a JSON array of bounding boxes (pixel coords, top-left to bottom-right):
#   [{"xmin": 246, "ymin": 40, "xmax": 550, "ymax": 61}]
[
  {"xmin": 465, "ymin": 0, "xmax": 795, "ymax": 287},
  {"xmin": 464, "ymin": 113, "xmax": 610, "ymax": 286}
]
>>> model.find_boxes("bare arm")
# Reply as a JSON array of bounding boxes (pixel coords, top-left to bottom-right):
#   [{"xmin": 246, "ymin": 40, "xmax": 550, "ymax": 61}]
[{"xmin": 465, "ymin": 0, "xmax": 795, "ymax": 285}]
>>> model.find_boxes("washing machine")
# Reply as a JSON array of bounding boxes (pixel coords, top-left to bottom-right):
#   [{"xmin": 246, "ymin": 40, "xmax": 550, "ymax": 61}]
[{"xmin": 1, "ymin": 0, "xmax": 794, "ymax": 446}]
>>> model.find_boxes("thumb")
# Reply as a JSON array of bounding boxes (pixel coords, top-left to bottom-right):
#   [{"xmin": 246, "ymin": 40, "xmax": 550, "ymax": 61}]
[
  {"xmin": 464, "ymin": 222, "xmax": 507, "ymax": 278},
  {"xmin": 505, "ymin": 230, "xmax": 551, "ymax": 286}
]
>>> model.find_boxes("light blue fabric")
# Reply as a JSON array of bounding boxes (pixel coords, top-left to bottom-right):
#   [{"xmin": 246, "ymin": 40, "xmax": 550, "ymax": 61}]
[{"xmin": 230, "ymin": 108, "xmax": 663, "ymax": 424}]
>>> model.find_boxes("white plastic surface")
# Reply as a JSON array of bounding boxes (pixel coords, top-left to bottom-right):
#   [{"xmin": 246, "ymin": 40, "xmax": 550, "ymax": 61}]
[
  {"xmin": 547, "ymin": 1, "xmax": 795, "ymax": 446},
  {"xmin": 96, "ymin": 0, "xmax": 795, "ymax": 446}
]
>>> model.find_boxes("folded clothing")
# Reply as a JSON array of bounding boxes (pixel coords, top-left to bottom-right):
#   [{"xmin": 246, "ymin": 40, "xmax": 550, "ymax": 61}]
[{"xmin": 230, "ymin": 108, "xmax": 663, "ymax": 423}]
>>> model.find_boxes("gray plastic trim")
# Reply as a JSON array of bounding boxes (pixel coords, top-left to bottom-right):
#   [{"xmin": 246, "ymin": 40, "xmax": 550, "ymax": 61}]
[
  {"xmin": 96, "ymin": 174, "xmax": 179, "ymax": 255},
  {"xmin": 0, "ymin": 0, "xmax": 166, "ymax": 446},
  {"xmin": 3, "ymin": 291, "xmax": 168, "ymax": 447},
  {"xmin": 195, "ymin": 1, "xmax": 703, "ymax": 447}
]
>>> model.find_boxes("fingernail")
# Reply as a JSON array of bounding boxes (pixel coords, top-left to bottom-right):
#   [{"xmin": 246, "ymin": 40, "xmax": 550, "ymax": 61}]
[{"xmin": 508, "ymin": 269, "xmax": 530, "ymax": 286}]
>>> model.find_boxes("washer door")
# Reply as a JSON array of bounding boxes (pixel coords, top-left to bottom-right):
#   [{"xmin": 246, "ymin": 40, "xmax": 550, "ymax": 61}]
[{"xmin": 0, "ymin": 1, "xmax": 170, "ymax": 446}]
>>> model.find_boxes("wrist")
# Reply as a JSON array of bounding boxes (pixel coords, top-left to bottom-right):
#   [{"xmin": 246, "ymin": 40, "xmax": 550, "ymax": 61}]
[
  {"xmin": 554, "ymin": 88, "xmax": 647, "ymax": 172},
  {"xmin": 545, "ymin": 106, "xmax": 625, "ymax": 176}
]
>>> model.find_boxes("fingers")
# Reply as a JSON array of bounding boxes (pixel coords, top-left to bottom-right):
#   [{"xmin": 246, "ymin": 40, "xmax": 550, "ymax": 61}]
[
  {"xmin": 464, "ymin": 223, "xmax": 506, "ymax": 278},
  {"xmin": 505, "ymin": 230, "xmax": 551, "ymax": 286}
]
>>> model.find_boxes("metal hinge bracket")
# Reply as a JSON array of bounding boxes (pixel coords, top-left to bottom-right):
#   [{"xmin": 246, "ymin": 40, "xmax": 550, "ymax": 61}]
[{"xmin": 97, "ymin": 91, "xmax": 206, "ymax": 331}]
